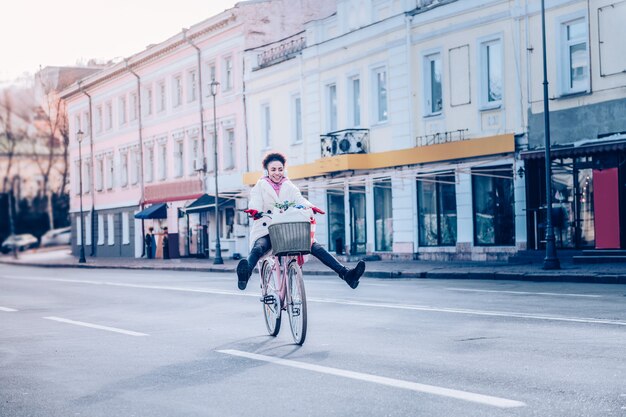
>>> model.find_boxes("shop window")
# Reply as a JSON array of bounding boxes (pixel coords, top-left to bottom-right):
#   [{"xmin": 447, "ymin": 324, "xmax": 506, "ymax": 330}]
[
  {"xmin": 472, "ymin": 166, "xmax": 515, "ymax": 246},
  {"xmin": 327, "ymin": 191, "xmax": 345, "ymax": 253},
  {"xmin": 374, "ymin": 180, "xmax": 393, "ymax": 251},
  {"xmin": 417, "ymin": 174, "xmax": 457, "ymax": 246}
]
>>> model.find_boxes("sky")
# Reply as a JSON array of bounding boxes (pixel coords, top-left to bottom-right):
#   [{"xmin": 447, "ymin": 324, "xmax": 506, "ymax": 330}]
[{"xmin": 0, "ymin": 0, "xmax": 240, "ymax": 83}]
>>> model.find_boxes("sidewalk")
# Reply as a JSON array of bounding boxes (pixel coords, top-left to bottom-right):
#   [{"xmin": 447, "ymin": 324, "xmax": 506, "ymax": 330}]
[{"xmin": 1, "ymin": 247, "xmax": 625, "ymax": 284}]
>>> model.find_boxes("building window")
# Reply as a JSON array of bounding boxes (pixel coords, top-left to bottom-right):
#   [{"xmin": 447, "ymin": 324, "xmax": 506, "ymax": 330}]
[
  {"xmin": 188, "ymin": 70, "xmax": 197, "ymax": 102},
  {"xmin": 372, "ymin": 67, "xmax": 388, "ymax": 122},
  {"xmin": 96, "ymin": 106, "xmax": 103, "ymax": 133},
  {"xmin": 292, "ymin": 95, "xmax": 302, "ymax": 144},
  {"xmin": 146, "ymin": 146, "xmax": 154, "ymax": 182},
  {"xmin": 85, "ymin": 214, "xmax": 92, "ymax": 245},
  {"xmin": 262, "ymin": 104, "xmax": 271, "ymax": 148},
  {"xmin": 224, "ymin": 129, "xmax": 235, "ymax": 170},
  {"xmin": 145, "ymin": 87, "xmax": 153, "ymax": 116},
  {"xmin": 130, "ymin": 92, "xmax": 138, "ymax": 121},
  {"xmin": 417, "ymin": 174, "xmax": 457, "ymax": 246},
  {"xmin": 559, "ymin": 16, "xmax": 589, "ymax": 94},
  {"xmin": 96, "ymin": 158, "xmax": 104, "ymax": 191},
  {"xmin": 158, "ymin": 81, "xmax": 166, "ymax": 112},
  {"xmin": 480, "ymin": 38, "xmax": 502, "ymax": 107},
  {"xmin": 105, "ymin": 101, "xmax": 113, "ymax": 130},
  {"xmin": 207, "ymin": 62, "xmax": 216, "ymax": 89},
  {"xmin": 107, "ymin": 214, "xmax": 115, "ymax": 246},
  {"xmin": 122, "ymin": 212, "xmax": 130, "ymax": 245},
  {"xmin": 84, "ymin": 161, "xmax": 92, "ymax": 193},
  {"xmin": 173, "ymin": 76, "xmax": 182, "ymax": 107},
  {"xmin": 159, "ymin": 143, "xmax": 167, "ymax": 180},
  {"xmin": 120, "ymin": 152, "xmax": 129, "ymax": 187},
  {"xmin": 206, "ymin": 132, "xmax": 215, "ymax": 172},
  {"xmin": 349, "ymin": 77, "xmax": 361, "ymax": 127},
  {"xmin": 472, "ymin": 166, "xmax": 515, "ymax": 246},
  {"xmin": 223, "ymin": 57, "xmax": 233, "ymax": 90},
  {"xmin": 75, "ymin": 215, "xmax": 82, "ymax": 245},
  {"xmin": 131, "ymin": 149, "xmax": 140, "ymax": 185},
  {"xmin": 327, "ymin": 190, "xmax": 345, "ymax": 253},
  {"xmin": 374, "ymin": 180, "xmax": 393, "ymax": 251},
  {"xmin": 424, "ymin": 52, "xmax": 443, "ymax": 115},
  {"xmin": 82, "ymin": 112, "xmax": 90, "ymax": 136},
  {"xmin": 106, "ymin": 155, "xmax": 114, "ymax": 189},
  {"xmin": 190, "ymin": 137, "xmax": 200, "ymax": 172},
  {"xmin": 174, "ymin": 140, "xmax": 184, "ymax": 177},
  {"xmin": 327, "ymin": 83, "xmax": 337, "ymax": 132},
  {"xmin": 119, "ymin": 96, "xmax": 127, "ymax": 125},
  {"xmin": 98, "ymin": 215, "xmax": 104, "ymax": 245}
]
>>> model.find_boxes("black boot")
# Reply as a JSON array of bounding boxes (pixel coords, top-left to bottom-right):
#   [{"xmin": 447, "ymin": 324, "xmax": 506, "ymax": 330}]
[
  {"xmin": 237, "ymin": 259, "xmax": 251, "ymax": 290},
  {"xmin": 342, "ymin": 260, "xmax": 365, "ymax": 289}
]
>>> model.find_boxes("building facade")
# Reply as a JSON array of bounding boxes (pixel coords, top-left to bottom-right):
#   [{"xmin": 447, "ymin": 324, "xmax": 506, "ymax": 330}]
[
  {"xmin": 521, "ymin": 0, "xmax": 626, "ymax": 251},
  {"xmin": 244, "ymin": 0, "xmax": 530, "ymax": 261},
  {"xmin": 62, "ymin": 0, "xmax": 335, "ymax": 258}
]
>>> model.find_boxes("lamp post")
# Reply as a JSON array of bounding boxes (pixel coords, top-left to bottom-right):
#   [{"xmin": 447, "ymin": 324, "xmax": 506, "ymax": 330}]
[
  {"xmin": 210, "ymin": 79, "xmax": 223, "ymax": 265},
  {"xmin": 77, "ymin": 130, "xmax": 87, "ymax": 263},
  {"xmin": 540, "ymin": 0, "xmax": 560, "ymax": 270},
  {"xmin": 8, "ymin": 175, "xmax": 19, "ymax": 259}
]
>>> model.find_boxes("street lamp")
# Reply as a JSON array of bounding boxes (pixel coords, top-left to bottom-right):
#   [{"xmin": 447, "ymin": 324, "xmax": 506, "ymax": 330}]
[
  {"xmin": 540, "ymin": 0, "xmax": 560, "ymax": 270},
  {"xmin": 77, "ymin": 130, "xmax": 87, "ymax": 263},
  {"xmin": 210, "ymin": 79, "xmax": 223, "ymax": 265}
]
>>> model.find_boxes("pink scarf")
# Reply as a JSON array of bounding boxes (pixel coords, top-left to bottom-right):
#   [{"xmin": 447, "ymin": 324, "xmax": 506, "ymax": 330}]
[{"xmin": 264, "ymin": 176, "xmax": 286, "ymax": 196}]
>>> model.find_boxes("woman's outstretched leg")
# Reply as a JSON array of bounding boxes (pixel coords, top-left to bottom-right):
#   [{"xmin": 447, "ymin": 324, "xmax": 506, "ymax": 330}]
[
  {"xmin": 310, "ymin": 242, "xmax": 365, "ymax": 289},
  {"xmin": 238, "ymin": 235, "xmax": 272, "ymax": 290}
]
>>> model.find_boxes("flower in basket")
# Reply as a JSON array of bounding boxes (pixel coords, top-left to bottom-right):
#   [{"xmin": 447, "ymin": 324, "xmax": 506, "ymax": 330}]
[{"xmin": 274, "ymin": 200, "xmax": 296, "ymax": 212}]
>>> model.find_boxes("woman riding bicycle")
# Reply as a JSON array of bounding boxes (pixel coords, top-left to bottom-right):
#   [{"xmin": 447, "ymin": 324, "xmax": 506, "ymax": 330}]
[{"xmin": 237, "ymin": 152, "xmax": 365, "ymax": 291}]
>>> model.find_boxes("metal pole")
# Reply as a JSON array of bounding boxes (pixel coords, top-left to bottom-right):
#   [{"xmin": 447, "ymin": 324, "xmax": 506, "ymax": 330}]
[
  {"xmin": 541, "ymin": 0, "xmax": 560, "ymax": 270},
  {"xmin": 78, "ymin": 132, "xmax": 86, "ymax": 263},
  {"xmin": 211, "ymin": 81, "xmax": 223, "ymax": 264},
  {"xmin": 8, "ymin": 176, "xmax": 18, "ymax": 259}
]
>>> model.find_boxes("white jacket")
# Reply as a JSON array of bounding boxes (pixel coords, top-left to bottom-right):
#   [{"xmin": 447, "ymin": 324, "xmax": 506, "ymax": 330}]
[{"xmin": 248, "ymin": 178, "xmax": 312, "ymax": 248}]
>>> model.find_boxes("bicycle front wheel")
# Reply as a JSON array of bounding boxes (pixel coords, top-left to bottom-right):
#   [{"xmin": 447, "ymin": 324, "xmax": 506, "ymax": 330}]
[
  {"xmin": 287, "ymin": 260, "xmax": 307, "ymax": 345},
  {"xmin": 261, "ymin": 259, "xmax": 281, "ymax": 336}
]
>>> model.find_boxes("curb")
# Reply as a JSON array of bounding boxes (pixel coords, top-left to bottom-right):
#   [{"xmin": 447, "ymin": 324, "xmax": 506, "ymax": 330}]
[{"xmin": 2, "ymin": 259, "xmax": 625, "ymax": 284}]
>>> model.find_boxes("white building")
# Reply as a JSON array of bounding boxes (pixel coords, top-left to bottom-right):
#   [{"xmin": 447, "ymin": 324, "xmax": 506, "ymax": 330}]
[{"xmin": 244, "ymin": 0, "xmax": 527, "ymax": 261}]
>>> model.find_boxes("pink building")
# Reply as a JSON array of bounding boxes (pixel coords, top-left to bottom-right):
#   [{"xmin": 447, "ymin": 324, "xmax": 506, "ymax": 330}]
[{"xmin": 61, "ymin": 0, "xmax": 335, "ymax": 259}]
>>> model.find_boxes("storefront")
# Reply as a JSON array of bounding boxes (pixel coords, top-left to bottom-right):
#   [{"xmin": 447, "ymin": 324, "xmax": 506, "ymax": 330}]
[
  {"xmin": 183, "ymin": 193, "xmax": 237, "ymax": 258},
  {"xmin": 521, "ymin": 140, "xmax": 626, "ymax": 250}
]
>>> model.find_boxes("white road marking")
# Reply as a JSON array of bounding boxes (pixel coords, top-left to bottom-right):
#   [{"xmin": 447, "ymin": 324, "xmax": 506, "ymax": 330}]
[
  {"xmin": 446, "ymin": 287, "xmax": 603, "ymax": 298},
  {"xmin": 217, "ymin": 349, "xmax": 526, "ymax": 409},
  {"xmin": 309, "ymin": 298, "xmax": 626, "ymax": 326},
  {"xmin": 3, "ymin": 275, "xmax": 625, "ymax": 326},
  {"xmin": 0, "ymin": 306, "xmax": 18, "ymax": 312},
  {"xmin": 43, "ymin": 316, "xmax": 148, "ymax": 337}
]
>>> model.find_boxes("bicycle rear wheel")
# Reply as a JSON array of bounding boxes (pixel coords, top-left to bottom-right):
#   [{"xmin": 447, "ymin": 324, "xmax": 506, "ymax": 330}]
[
  {"xmin": 287, "ymin": 260, "xmax": 307, "ymax": 345},
  {"xmin": 261, "ymin": 259, "xmax": 281, "ymax": 336}
]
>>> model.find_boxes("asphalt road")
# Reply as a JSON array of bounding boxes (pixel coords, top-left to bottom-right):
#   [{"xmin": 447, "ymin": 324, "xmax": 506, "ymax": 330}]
[{"xmin": 1, "ymin": 264, "xmax": 625, "ymax": 417}]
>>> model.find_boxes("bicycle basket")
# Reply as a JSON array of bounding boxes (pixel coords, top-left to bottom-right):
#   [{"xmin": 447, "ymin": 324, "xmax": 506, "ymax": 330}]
[{"xmin": 268, "ymin": 221, "xmax": 311, "ymax": 256}]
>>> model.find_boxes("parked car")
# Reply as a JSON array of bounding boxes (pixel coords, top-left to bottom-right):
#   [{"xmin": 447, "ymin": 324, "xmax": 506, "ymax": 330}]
[
  {"xmin": 40, "ymin": 227, "xmax": 71, "ymax": 247},
  {"xmin": 1, "ymin": 234, "xmax": 39, "ymax": 254}
]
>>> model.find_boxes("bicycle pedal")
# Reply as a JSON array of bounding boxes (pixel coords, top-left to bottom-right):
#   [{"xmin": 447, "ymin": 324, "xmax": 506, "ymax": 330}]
[{"xmin": 261, "ymin": 295, "xmax": 276, "ymax": 305}]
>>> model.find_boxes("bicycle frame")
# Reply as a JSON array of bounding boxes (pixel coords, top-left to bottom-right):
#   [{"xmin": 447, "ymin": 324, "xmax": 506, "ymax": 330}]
[{"xmin": 260, "ymin": 253, "xmax": 304, "ymax": 311}]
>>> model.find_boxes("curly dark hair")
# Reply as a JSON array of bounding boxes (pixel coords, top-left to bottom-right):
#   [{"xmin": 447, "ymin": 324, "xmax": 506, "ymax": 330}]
[{"xmin": 262, "ymin": 152, "xmax": 287, "ymax": 169}]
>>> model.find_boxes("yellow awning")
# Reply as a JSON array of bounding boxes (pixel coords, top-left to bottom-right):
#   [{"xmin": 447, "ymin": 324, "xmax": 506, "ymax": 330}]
[{"xmin": 243, "ymin": 133, "xmax": 514, "ymax": 185}]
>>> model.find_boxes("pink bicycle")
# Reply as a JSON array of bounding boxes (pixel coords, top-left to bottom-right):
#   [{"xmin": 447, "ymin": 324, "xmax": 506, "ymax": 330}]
[{"xmin": 255, "ymin": 213, "xmax": 312, "ymax": 345}]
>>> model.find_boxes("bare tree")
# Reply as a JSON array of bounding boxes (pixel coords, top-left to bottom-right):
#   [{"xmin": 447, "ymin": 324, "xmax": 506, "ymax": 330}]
[{"xmin": 0, "ymin": 89, "xmax": 28, "ymax": 193}]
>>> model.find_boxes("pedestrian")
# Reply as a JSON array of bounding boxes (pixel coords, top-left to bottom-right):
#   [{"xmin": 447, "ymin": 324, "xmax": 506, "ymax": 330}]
[
  {"xmin": 162, "ymin": 227, "xmax": 170, "ymax": 260},
  {"xmin": 237, "ymin": 151, "xmax": 365, "ymax": 290},
  {"xmin": 145, "ymin": 227, "xmax": 154, "ymax": 259}
]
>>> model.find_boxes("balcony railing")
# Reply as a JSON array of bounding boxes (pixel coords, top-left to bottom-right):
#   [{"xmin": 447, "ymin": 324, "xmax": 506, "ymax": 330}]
[
  {"xmin": 320, "ymin": 129, "xmax": 370, "ymax": 158},
  {"xmin": 254, "ymin": 33, "xmax": 306, "ymax": 70},
  {"xmin": 415, "ymin": 129, "xmax": 469, "ymax": 147}
]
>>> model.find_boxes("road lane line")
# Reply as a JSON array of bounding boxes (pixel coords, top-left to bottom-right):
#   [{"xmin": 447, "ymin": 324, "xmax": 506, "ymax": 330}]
[
  {"xmin": 445, "ymin": 288, "xmax": 603, "ymax": 298},
  {"xmin": 43, "ymin": 316, "xmax": 148, "ymax": 337},
  {"xmin": 217, "ymin": 349, "xmax": 526, "ymax": 409},
  {"xmin": 0, "ymin": 306, "xmax": 18, "ymax": 312},
  {"xmin": 309, "ymin": 298, "xmax": 626, "ymax": 326},
  {"xmin": 4, "ymin": 275, "xmax": 625, "ymax": 326}
]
